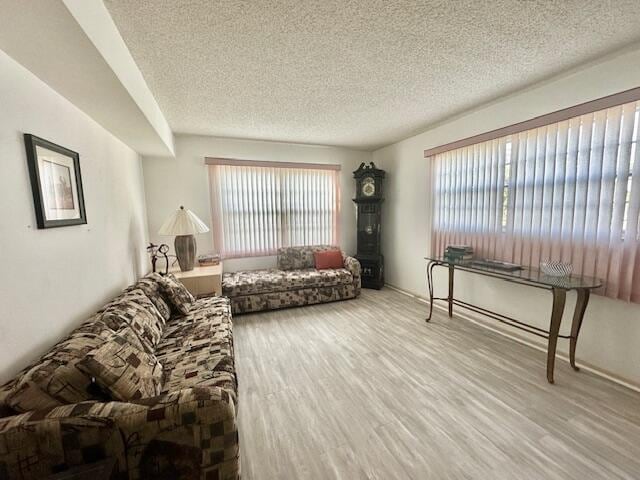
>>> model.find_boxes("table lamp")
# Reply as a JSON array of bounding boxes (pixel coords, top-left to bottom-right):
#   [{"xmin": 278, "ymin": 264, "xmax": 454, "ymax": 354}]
[{"xmin": 158, "ymin": 206, "xmax": 210, "ymax": 271}]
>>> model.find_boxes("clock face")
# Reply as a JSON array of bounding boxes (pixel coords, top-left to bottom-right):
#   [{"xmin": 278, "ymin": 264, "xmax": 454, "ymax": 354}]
[{"xmin": 362, "ymin": 177, "xmax": 375, "ymax": 197}]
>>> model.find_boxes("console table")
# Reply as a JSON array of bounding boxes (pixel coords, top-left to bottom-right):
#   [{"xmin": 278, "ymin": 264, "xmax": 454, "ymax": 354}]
[{"xmin": 424, "ymin": 257, "xmax": 602, "ymax": 383}]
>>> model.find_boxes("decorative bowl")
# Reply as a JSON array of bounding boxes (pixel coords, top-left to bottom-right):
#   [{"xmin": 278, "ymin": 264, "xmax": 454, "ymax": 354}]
[{"xmin": 540, "ymin": 261, "xmax": 572, "ymax": 277}]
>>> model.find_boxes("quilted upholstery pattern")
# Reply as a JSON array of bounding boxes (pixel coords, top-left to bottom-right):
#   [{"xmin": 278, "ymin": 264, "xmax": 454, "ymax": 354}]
[
  {"xmin": 5, "ymin": 322, "xmax": 114, "ymax": 412},
  {"xmin": 156, "ymin": 297, "xmax": 236, "ymax": 401},
  {"xmin": 222, "ymin": 267, "xmax": 353, "ymax": 297},
  {"xmin": 0, "ymin": 387, "xmax": 238, "ymax": 480},
  {"xmin": 229, "ymin": 283, "xmax": 358, "ymax": 314},
  {"xmin": 0, "ymin": 378, "xmax": 19, "ymax": 417},
  {"xmin": 6, "ymin": 336, "xmax": 104, "ymax": 412},
  {"xmin": 126, "ymin": 272, "xmax": 172, "ymax": 321},
  {"xmin": 101, "ymin": 289, "xmax": 165, "ymax": 353},
  {"xmin": 0, "ymin": 279, "xmax": 239, "ymax": 479},
  {"xmin": 157, "ymin": 273, "xmax": 195, "ymax": 315},
  {"xmin": 344, "ymin": 255, "xmax": 362, "ymax": 279},
  {"xmin": 78, "ymin": 331, "xmax": 163, "ymax": 401},
  {"xmin": 0, "ymin": 317, "xmax": 111, "ymax": 416}
]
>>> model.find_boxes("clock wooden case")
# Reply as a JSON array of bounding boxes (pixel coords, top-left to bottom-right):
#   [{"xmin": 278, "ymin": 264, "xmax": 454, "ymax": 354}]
[{"xmin": 353, "ymin": 162, "xmax": 385, "ymax": 289}]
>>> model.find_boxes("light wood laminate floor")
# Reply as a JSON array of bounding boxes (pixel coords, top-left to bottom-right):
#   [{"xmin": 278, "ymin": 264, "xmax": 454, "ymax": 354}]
[{"xmin": 234, "ymin": 288, "xmax": 640, "ymax": 479}]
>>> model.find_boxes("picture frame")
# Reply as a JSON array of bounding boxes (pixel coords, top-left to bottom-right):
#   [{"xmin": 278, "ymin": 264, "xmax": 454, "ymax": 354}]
[{"xmin": 24, "ymin": 134, "xmax": 87, "ymax": 229}]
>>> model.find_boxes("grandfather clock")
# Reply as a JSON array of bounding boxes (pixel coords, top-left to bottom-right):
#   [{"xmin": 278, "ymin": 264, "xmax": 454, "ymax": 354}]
[{"xmin": 353, "ymin": 162, "xmax": 385, "ymax": 289}]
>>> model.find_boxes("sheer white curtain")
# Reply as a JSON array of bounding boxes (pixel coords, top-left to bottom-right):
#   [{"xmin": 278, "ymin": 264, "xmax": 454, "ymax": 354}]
[
  {"xmin": 209, "ymin": 163, "xmax": 340, "ymax": 258},
  {"xmin": 432, "ymin": 100, "xmax": 640, "ymax": 302}
]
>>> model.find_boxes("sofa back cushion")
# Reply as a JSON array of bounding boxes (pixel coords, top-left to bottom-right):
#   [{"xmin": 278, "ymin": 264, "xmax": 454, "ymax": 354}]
[
  {"xmin": 5, "ymin": 320, "xmax": 114, "ymax": 412},
  {"xmin": 101, "ymin": 289, "xmax": 165, "ymax": 352},
  {"xmin": 277, "ymin": 245, "xmax": 341, "ymax": 270},
  {"xmin": 0, "ymin": 314, "xmax": 110, "ymax": 417},
  {"xmin": 0, "ymin": 376, "xmax": 20, "ymax": 417},
  {"xmin": 77, "ymin": 331, "xmax": 163, "ymax": 401},
  {"xmin": 2, "ymin": 286, "xmax": 168, "ymax": 414},
  {"xmin": 126, "ymin": 273, "xmax": 172, "ymax": 321}
]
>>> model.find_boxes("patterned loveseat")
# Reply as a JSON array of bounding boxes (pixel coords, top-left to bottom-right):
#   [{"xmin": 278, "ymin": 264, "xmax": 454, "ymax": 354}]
[
  {"xmin": 223, "ymin": 245, "xmax": 361, "ymax": 314},
  {"xmin": 0, "ymin": 273, "xmax": 239, "ymax": 480}
]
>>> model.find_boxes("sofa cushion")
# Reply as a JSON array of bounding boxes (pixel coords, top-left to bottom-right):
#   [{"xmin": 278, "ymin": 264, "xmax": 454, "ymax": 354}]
[
  {"xmin": 229, "ymin": 282, "xmax": 358, "ymax": 314},
  {"xmin": 222, "ymin": 269, "xmax": 284, "ymax": 297},
  {"xmin": 0, "ymin": 376, "xmax": 20, "ymax": 417},
  {"xmin": 155, "ymin": 297, "xmax": 236, "ymax": 398},
  {"xmin": 283, "ymin": 268, "xmax": 353, "ymax": 289},
  {"xmin": 277, "ymin": 245, "xmax": 340, "ymax": 270},
  {"xmin": 222, "ymin": 268, "xmax": 353, "ymax": 297},
  {"xmin": 126, "ymin": 273, "xmax": 172, "ymax": 321},
  {"xmin": 157, "ymin": 273, "xmax": 194, "ymax": 315},
  {"xmin": 314, "ymin": 250, "xmax": 344, "ymax": 269},
  {"xmin": 78, "ymin": 331, "xmax": 163, "ymax": 401},
  {"xmin": 115, "ymin": 323, "xmax": 155, "ymax": 354},
  {"xmin": 101, "ymin": 289, "xmax": 165, "ymax": 352},
  {"xmin": 6, "ymin": 328, "xmax": 112, "ymax": 413}
]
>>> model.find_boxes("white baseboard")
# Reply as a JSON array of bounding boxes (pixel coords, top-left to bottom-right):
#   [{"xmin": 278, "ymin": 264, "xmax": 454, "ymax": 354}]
[{"xmin": 385, "ymin": 284, "xmax": 640, "ymax": 393}]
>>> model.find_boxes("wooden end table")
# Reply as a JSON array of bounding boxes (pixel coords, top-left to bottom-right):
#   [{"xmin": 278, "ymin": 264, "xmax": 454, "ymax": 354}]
[{"xmin": 171, "ymin": 263, "xmax": 223, "ymax": 298}]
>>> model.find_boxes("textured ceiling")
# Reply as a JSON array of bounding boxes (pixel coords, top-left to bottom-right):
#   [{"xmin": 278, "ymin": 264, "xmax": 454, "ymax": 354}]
[{"xmin": 104, "ymin": 0, "xmax": 640, "ymax": 151}]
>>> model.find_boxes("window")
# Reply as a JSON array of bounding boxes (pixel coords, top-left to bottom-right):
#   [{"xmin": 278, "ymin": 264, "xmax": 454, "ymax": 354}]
[
  {"xmin": 432, "ymin": 100, "xmax": 640, "ymax": 302},
  {"xmin": 207, "ymin": 160, "xmax": 340, "ymax": 258}
]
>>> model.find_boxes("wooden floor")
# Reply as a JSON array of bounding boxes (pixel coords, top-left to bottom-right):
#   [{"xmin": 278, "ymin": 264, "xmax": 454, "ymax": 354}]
[{"xmin": 234, "ymin": 288, "xmax": 640, "ymax": 479}]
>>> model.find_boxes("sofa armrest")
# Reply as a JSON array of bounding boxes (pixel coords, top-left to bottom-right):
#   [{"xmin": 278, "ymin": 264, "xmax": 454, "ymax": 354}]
[
  {"xmin": 343, "ymin": 255, "xmax": 361, "ymax": 293},
  {"xmin": 0, "ymin": 387, "xmax": 239, "ymax": 479}
]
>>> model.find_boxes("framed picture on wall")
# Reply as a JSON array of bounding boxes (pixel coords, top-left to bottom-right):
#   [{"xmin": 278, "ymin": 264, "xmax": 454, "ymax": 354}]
[{"xmin": 24, "ymin": 134, "xmax": 87, "ymax": 228}]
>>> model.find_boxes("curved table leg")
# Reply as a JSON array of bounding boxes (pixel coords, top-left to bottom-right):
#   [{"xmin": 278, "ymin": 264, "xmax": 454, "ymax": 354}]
[
  {"xmin": 569, "ymin": 288, "xmax": 590, "ymax": 371},
  {"xmin": 448, "ymin": 265, "xmax": 454, "ymax": 317},
  {"xmin": 547, "ymin": 288, "xmax": 566, "ymax": 384},
  {"xmin": 426, "ymin": 261, "xmax": 436, "ymax": 322}
]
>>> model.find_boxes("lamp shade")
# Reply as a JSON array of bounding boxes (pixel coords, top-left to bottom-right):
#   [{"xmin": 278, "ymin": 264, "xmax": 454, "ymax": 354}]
[{"xmin": 158, "ymin": 206, "xmax": 210, "ymax": 236}]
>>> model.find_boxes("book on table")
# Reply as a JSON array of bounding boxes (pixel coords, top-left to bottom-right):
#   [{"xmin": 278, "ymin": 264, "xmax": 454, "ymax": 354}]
[{"xmin": 444, "ymin": 245, "xmax": 474, "ymax": 262}]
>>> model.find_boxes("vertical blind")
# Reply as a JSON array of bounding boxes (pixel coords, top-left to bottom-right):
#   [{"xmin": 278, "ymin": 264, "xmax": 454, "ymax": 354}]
[
  {"xmin": 209, "ymin": 163, "xmax": 340, "ymax": 258},
  {"xmin": 432, "ymin": 100, "xmax": 640, "ymax": 302}
]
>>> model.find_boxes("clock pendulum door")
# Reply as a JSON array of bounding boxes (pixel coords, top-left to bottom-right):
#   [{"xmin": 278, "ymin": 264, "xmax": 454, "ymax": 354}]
[{"xmin": 352, "ymin": 162, "xmax": 385, "ymax": 289}]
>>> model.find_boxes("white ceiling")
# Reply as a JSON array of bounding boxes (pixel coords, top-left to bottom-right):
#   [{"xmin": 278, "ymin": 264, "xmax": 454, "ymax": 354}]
[
  {"xmin": 105, "ymin": 0, "xmax": 640, "ymax": 151},
  {"xmin": 0, "ymin": 0, "xmax": 174, "ymax": 156}
]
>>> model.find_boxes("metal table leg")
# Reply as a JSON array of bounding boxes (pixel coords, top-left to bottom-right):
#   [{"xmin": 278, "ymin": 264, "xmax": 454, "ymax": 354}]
[
  {"xmin": 447, "ymin": 265, "xmax": 454, "ymax": 318},
  {"xmin": 426, "ymin": 261, "xmax": 437, "ymax": 322},
  {"xmin": 569, "ymin": 288, "xmax": 590, "ymax": 371},
  {"xmin": 546, "ymin": 288, "xmax": 566, "ymax": 384}
]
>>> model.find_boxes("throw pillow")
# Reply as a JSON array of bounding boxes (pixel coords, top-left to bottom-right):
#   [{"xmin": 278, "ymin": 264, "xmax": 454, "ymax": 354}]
[
  {"xmin": 6, "ymin": 331, "xmax": 110, "ymax": 412},
  {"xmin": 77, "ymin": 331, "xmax": 163, "ymax": 401},
  {"xmin": 157, "ymin": 274, "xmax": 194, "ymax": 315},
  {"xmin": 314, "ymin": 250, "xmax": 344, "ymax": 270}
]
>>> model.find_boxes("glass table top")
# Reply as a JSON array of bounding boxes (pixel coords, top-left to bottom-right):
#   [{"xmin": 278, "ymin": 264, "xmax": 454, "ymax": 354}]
[{"xmin": 425, "ymin": 256, "xmax": 603, "ymax": 290}]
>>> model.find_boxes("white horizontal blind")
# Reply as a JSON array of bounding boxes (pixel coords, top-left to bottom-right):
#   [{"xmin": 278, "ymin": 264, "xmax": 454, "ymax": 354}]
[
  {"xmin": 209, "ymin": 164, "xmax": 339, "ymax": 258},
  {"xmin": 432, "ymin": 100, "xmax": 640, "ymax": 302}
]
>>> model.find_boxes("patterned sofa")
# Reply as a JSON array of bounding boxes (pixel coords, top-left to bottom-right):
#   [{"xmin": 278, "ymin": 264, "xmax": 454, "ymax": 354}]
[
  {"xmin": 223, "ymin": 245, "xmax": 361, "ymax": 314},
  {"xmin": 0, "ymin": 273, "xmax": 239, "ymax": 480}
]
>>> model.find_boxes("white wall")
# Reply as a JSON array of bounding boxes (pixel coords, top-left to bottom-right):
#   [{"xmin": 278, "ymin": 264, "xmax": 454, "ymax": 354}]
[
  {"xmin": 373, "ymin": 45, "xmax": 640, "ymax": 386},
  {"xmin": 0, "ymin": 50, "xmax": 149, "ymax": 383},
  {"xmin": 143, "ymin": 134, "xmax": 371, "ymax": 271}
]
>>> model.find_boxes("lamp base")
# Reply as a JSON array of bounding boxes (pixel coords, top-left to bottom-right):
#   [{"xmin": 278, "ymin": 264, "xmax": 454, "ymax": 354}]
[{"xmin": 174, "ymin": 235, "xmax": 196, "ymax": 271}]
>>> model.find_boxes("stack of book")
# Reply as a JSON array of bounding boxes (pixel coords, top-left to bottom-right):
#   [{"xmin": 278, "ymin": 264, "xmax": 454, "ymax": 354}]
[
  {"xmin": 444, "ymin": 245, "xmax": 474, "ymax": 262},
  {"xmin": 198, "ymin": 253, "xmax": 221, "ymax": 266}
]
